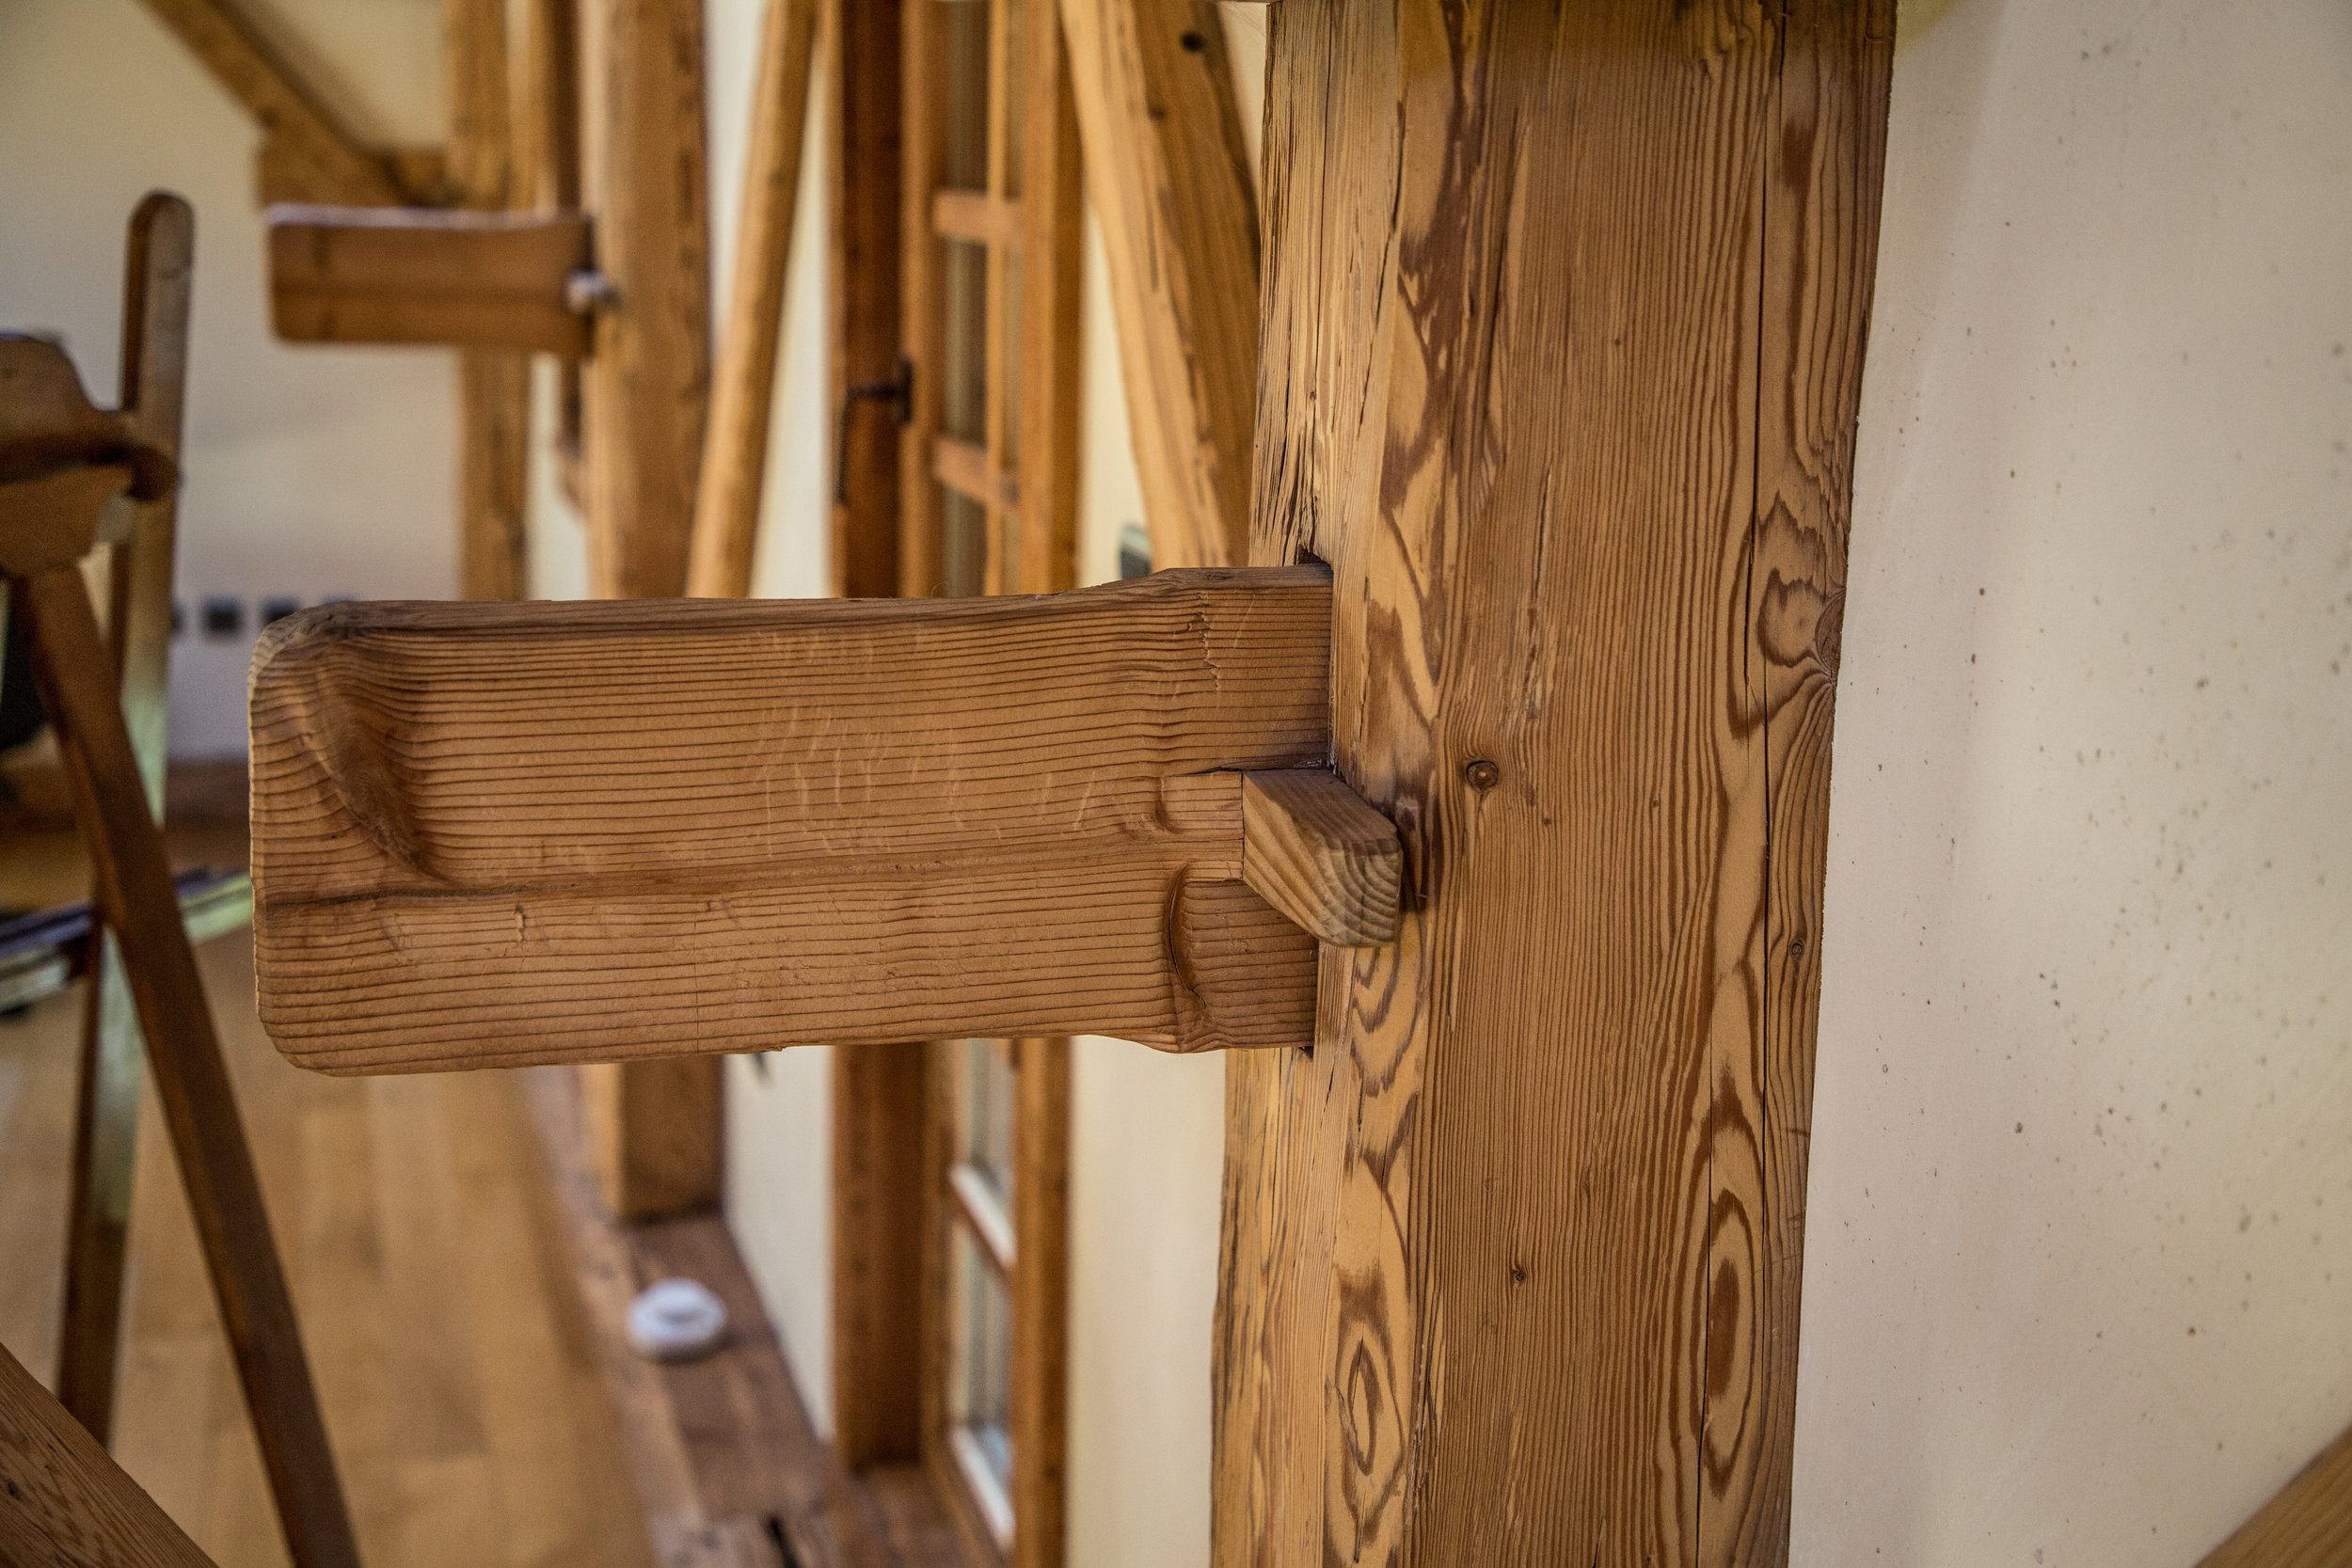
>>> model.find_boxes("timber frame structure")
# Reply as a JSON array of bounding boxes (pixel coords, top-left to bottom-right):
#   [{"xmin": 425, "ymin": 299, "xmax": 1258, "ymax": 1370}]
[{"xmin": 13, "ymin": 2, "xmax": 2352, "ymax": 1567}]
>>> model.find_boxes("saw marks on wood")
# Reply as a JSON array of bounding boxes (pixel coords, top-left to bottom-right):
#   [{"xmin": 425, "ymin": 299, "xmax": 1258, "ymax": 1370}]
[
  {"xmin": 249, "ymin": 570, "xmax": 1331, "ymax": 1069},
  {"xmin": 1215, "ymin": 3, "xmax": 1894, "ymax": 1564}
]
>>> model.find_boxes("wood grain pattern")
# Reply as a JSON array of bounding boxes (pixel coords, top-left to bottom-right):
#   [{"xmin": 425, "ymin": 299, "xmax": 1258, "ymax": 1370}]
[
  {"xmin": 15, "ymin": 567, "xmax": 361, "ymax": 1568},
  {"xmin": 686, "ymin": 0, "xmax": 820, "ymax": 600},
  {"xmin": 2198, "ymin": 1421, "xmax": 2352, "ymax": 1568},
  {"xmin": 446, "ymin": 0, "xmax": 532, "ymax": 602},
  {"xmin": 248, "ymin": 570, "xmax": 1328, "ymax": 1072},
  {"xmin": 59, "ymin": 195, "xmax": 195, "ymax": 1443},
  {"xmin": 1056, "ymin": 0, "xmax": 1258, "ymax": 570},
  {"xmin": 1212, "ymin": 5, "xmax": 1893, "ymax": 1564},
  {"xmin": 266, "ymin": 206, "xmax": 593, "ymax": 357},
  {"xmin": 132, "ymin": 0, "xmax": 423, "ymax": 207},
  {"xmin": 584, "ymin": 0, "xmax": 713, "ymax": 601},
  {"xmin": 1239, "ymin": 769, "xmax": 1401, "ymax": 947},
  {"xmin": 0, "ymin": 1338, "xmax": 218, "ymax": 1568}
]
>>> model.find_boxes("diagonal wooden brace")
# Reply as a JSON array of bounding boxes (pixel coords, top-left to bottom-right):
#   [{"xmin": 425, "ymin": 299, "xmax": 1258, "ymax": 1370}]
[{"xmin": 249, "ymin": 565, "xmax": 1401, "ymax": 1074}]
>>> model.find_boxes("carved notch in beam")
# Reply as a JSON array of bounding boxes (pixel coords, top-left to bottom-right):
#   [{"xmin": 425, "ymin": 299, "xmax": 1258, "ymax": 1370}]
[
  {"xmin": 251, "ymin": 566, "xmax": 1397, "ymax": 1074},
  {"xmin": 266, "ymin": 205, "xmax": 595, "ymax": 357}
]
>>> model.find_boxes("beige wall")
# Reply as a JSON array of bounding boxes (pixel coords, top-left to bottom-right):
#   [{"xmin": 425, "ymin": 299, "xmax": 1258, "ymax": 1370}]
[
  {"xmin": 0, "ymin": 0, "xmax": 459, "ymax": 760},
  {"xmin": 1790, "ymin": 0, "xmax": 2352, "ymax": 1561}
]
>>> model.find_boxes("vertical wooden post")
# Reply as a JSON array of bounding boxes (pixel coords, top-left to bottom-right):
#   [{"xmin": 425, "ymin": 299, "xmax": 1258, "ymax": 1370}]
[
  {"xmin": 825, "ymin": 0, "xmax": 902, "ymax": 602},
  {"xmin": 1215, "ymin": 4, "xmax": 1895, "ymax": 1564},
  {"xmin": 579, "ymin": 0, "xmax": 719, "ymax": 1219},
  {"xmin": 582, "ymin": 0, "xmax": 712, "ymax": 601},
  {"xmin": 448, "ymin": 0, "xmax": 532, "ymax": 601},
  {"xmin": 56, "ymin": 194, "xmax": 193, "ymax": 1441},
  {"xmin": 825, "ymin": 0, "xmax": 919, "ymax": 1471}
]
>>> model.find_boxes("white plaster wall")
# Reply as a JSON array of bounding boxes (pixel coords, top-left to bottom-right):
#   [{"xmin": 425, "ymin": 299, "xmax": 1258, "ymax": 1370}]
[
  {"xmin": 0, "ymin": 0, "xmax": 458, "ymax": 760},
  {"xmin": 1789, "ymin": 1, "xmax": 2352, "ymax": 1562},
  {"xmin": 699, "ymin": 0, "xmax": 840, "ymax": 1436}
]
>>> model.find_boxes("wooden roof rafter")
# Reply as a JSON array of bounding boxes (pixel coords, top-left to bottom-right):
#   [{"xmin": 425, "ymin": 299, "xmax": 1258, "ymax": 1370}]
[{"xmin": 135, "ymin": 0, "xmax": 450, "ymax": 208}]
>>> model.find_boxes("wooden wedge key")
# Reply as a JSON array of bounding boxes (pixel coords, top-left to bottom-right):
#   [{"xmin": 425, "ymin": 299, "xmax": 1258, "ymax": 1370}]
[{"xmin": 250, "ymin": 566, "xmax": 1400, "ymax": 1073}]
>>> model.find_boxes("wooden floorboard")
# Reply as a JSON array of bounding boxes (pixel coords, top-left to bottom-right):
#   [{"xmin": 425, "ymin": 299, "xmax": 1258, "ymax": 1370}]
[
  {"xmin": 518, "ymin": 1065, "xmax": 967, "ymax": 1568},
  {"xmin": 0, "ymin": 824, "xmax": 653, "ymax": 1568}
]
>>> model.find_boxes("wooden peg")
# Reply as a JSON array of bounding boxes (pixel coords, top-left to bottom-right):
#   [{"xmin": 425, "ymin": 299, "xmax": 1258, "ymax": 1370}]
[{"xmin": 1240, "ymin": 768, "xmax": 1403, "ymax": 947}]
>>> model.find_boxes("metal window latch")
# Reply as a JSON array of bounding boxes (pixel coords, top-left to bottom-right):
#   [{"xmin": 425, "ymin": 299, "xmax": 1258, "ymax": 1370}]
[{"xmin": 834, "ymin": 356, "xmax": 914, "ymax": 506}]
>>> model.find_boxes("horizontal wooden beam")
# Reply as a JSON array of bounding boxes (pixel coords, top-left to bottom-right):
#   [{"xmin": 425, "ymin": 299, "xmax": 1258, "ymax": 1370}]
[
  {"xmin": 266, "ymin": 205, "xmax": 593, "ymax": 356},
  {"xmin": 251, "ymin": 568, "xmax": 1351, "ymax": 1072}
]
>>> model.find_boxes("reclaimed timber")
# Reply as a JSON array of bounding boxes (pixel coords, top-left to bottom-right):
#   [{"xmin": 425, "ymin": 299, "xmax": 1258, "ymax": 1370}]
[
  {"xmin": 247, "ymin": 569, "xmax": 1329, "ymax": 1072},
  {"xmin": 13, "ymin": 564, "xmax": 360, "ymax": 1568},
  {"xmin": 0, "ymin": 1338, "xmax": 218, "ymax": 1568},
  {"xmin": 447, "ymin": 0, "xmax": 532, "ymax": 602},
  {"xmin": 132, "ymin": 0, "xmax": 423, "ymax": 207},
  {"xmin": 826, "ymin": 0, "xmax": 904, "ymax": 598},
  {"xmin": 1213, "ymin": 4, "xmax": 1894, "ymax": 1564},
  {"xmin": 2200, "ymin": 1421, "xmax": 2352, "ymax": 1568},
  {"xmin": 584, "ymin": 0, "xmax": 713, "ymax": 600},
  {"xmin": 1238, "ymin": 768, "xmax": 1401, "ymax": 947},
  {"xmin": 687, "ymin": 0, "xmax": 820, "ymax": 600},
  {"xmin": 58, "ymin": 195, "xmax": 194, "ymax": 1443},
  {"xmin": 266, "ymin": 206, "xmax": 593, "ymax": 357},
  {"xmin": 1056, "ymin": 0, "xmax": 1257, "ymax": 570}
]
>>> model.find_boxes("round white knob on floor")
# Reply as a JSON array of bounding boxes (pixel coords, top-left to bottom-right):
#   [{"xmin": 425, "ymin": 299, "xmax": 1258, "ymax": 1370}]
[{"xmin": 626, "ymin": 1277, "xmax": 728, "ymax": 1362}]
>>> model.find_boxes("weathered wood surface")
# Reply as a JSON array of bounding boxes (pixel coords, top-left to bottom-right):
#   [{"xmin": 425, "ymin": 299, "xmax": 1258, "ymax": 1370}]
[
  {"xmin": 0, "ymin": 1338, "xmax": 218, "ymax": 1568},
  {"xmin": 1057, "ymin": 0, "xmax": 1258, "ymax": 570},
  {"xmin": 2199, "ymin": 1421, "xmax": 2352, "ymax": 1568},
  {"xmin": 687, "ymin": 0, "xmax": 820, "ymax": 600},
  {"xmin": 266, "ymin": 206, "xmax": 593, "ymax": 357},
  {"xmin": 1214, "ymin": 4, "xmax": 1894, "ymax": 1565},
  {"xmin": 250, "ymin": 569, "xmax": 1331, "ymax": 1071},
  {"xmin": 59, "ymin": 195, "xmax": 194, "ymax": 1443},
  {"xmin": 15, "ymin": 565, "xmax": 360, "ymax": 1568}
]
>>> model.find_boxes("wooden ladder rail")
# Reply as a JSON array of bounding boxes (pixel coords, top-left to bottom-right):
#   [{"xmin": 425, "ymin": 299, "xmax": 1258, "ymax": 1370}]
[
  {"xmin": 0, "ymin": 223, "xmax": 361, "ymax": 1568},
  {"xmin": 52, "ymin": 192, "xmax": 196, "ymax": 1448}
]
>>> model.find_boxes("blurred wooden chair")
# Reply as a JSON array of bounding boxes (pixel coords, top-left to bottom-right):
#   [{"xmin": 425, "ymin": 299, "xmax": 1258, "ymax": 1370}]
[{"xmin": 0, "ymin": 194, "xmax": 358, "ymax": 1568}]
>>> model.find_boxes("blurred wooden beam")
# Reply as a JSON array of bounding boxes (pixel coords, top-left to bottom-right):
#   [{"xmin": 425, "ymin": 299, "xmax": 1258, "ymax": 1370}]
[
  {"xmin": 134, "ymin": 0, "xmax": 437, "ymax": 206},
  {"xmin": 265, "ymin": 206, "xmax": 592, "ymax": 357},
  {"xmin": 446, "ymin": 0, "xmax": 532, "ymax": 601},
  {"xmin": 687, "ymin": 0, "xmax": 820, "ymax": 599},
  {"xmin": 1056, "ymin": 0, "xmax": 1258, "ymax": 569}
]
